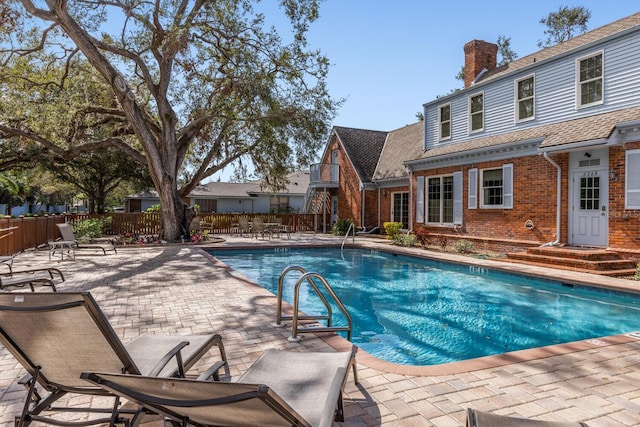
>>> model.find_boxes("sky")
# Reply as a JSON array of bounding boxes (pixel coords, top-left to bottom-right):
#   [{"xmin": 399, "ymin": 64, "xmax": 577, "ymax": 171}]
[{"xmin": 212, "ymin": 0, "xmax": 640, "ymax": 181}]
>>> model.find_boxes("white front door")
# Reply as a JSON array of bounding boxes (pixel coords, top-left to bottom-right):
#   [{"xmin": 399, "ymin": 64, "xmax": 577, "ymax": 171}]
[{"xmin": 570, "ymin": 150, "xmax": 608, "ymax": 247}]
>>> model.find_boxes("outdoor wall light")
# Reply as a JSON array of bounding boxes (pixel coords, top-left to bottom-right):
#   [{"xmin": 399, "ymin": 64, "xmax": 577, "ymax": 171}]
[{"xmin": 610, "ymin": 169, "xmax": 619, "ymax": 182}]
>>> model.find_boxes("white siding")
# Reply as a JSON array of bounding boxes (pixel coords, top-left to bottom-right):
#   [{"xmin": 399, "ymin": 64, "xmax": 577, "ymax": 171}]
[{"xmin": 424, "ymin": 31, "xmax": 640, "ymax": 149}]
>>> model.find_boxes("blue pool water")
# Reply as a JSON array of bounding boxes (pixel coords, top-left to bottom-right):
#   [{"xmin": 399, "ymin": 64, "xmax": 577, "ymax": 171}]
[{"xmin": 208, "ymin": 247, "xmax": 640, "ymax": 365}]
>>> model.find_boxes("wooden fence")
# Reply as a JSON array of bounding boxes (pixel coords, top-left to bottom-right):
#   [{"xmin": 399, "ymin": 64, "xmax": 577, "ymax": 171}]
[{"xmin": 0, "ymin": 213, "xmax": 317, "ymax": 256}]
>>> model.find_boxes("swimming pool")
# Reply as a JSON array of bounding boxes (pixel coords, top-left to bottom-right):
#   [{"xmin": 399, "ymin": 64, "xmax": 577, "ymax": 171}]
[{"xmin": 208, "ymin": 247, "xmax": 640, "ymax": 365}]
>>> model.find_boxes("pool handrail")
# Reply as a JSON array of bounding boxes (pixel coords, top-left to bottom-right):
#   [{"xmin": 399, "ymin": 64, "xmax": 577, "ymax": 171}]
[
  {"xmin": 273, "ymin": 266, "xmax": 353, "ymax": 342},
  {"xmin": 341, "ymin": 223, "xmax": 355, "ymax": 251},
  {"xmin": 274, "ymin": 266, "xmax": 333, "ymax": 328}
]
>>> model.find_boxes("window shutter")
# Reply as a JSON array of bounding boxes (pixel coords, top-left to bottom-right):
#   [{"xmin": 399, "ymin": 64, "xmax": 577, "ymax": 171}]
[
  {"xmin": 626, "ymin": 151, "xmax": 640, "ymax": 208},
  {"xmin": 416, "ymin": 176, "xmax": 425, "ymax": 223},
  {"xmin": 503, "ymin": 163, "xmax": 513, "ymax": 209},
  {"xmin": 453, "ymin": 171, "xmax": 463, "ymax": 224},
  {"xmin": 468, "ymin": 168, "xmax": 477, "ymax": 209}
]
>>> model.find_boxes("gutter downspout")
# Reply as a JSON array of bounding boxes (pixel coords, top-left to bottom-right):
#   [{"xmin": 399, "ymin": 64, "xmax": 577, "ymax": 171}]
[
  {"xmin": 377, "ymin": 187, "xmax": 381, "ymax": 230},
  {"xmin": 360, "ymin": 181, "xmax": 365, "ymax": 231},
  {"xmin": 408, "ymin": 169, "xmax": 414, "ymax": 233},
  {"xmin": 542, "ymin": 152, "xmax": 561, "ymax": 246}
]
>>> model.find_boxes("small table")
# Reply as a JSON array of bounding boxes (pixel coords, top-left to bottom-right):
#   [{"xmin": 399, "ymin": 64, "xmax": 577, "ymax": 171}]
[{"xmin": 49, "ymin": 240, "xmax": 76, "ymax": 261}]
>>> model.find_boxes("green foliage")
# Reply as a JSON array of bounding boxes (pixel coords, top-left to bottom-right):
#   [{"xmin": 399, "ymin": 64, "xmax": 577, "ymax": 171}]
[
  {"xmin": 383, "ymin": 222, "xmax": 403, "ymax": 240},
  {"xmin": 146, "ymin": 204, "xmax": 161, "ymax": 213},
  {"xmin": 497, "ymin": 35, "xmax": 518, "ymax": 66},
  {"xmin": 1, "ymin": 0, "xmax": 339, "ymax": 240},
  {"xmin": 538, "ymin": 6, "xmax": 591, "ymax": 47},
  {"xmin": 393, "ymin": 233, "xmax": 416, "ymax": 247},
  {"xmin": 72, "ymin": 218, "xmax": 110, "ymax": 242},
  {"xmin": 453, "ymin": 239, "xmax": 475, "ymax": 254},
  {"xmin": 634, "ymin": 263, "xmax": 640, "ymax": 281},
  {"xmin": 332, "ymin": 218, "xmax": 354, "ymax": 236}
]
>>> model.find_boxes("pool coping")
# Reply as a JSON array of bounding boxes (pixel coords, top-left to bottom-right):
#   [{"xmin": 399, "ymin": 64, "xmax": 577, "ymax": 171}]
[{"xmin": 200, "ymin": 241, "xmax": 640, "ymax": 376}]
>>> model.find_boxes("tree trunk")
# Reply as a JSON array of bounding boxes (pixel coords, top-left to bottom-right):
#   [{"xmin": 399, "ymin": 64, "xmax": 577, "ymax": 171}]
[{"xmin": 157, "ymin": 181, "xmax": 186, "ymax": 241}]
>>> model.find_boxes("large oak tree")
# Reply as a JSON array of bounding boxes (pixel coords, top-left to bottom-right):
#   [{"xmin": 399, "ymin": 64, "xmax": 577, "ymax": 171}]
[{"xmin": 0, "ymin": 0, "xmax": 337, "ymax": 240}]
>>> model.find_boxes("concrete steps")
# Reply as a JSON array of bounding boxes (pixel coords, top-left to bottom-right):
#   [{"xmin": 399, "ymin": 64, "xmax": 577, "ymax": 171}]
[{"xmin": 502, "ymin": 246, "xmax": 637, "ymax": 277}]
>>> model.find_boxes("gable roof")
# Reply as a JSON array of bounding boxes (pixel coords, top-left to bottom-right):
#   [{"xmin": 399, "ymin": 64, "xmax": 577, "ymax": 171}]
[
  {"xmin": 373, "ymin": 122, "xmax": 425, "ymax": 181},
  {"xmin": 333, "ymin": 126, "xmax": 388, "ymax": 182},
  {"xmin": 478, "ymin": 12, "xmax": 640, "ymax": 85}
]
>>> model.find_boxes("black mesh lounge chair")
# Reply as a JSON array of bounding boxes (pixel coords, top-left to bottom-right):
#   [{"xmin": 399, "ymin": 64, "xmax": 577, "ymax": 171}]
[
  {"xmin": 467, "ymin": 408, "xmax": 589, "ymax": 427},
  {"xmin": 0, "ymin": 267, "xmax": 64, "ymax": 292},
  {"xmin": 0, "ymin": 292, "xmax": 227, "ymax": 426},
  {"xmin": 82, "ymin": 348, "xmax": 358, "ymax": 427},
  {"xmin": 55, "ymin": 223, "xmax": 117, "ymax": 255}
]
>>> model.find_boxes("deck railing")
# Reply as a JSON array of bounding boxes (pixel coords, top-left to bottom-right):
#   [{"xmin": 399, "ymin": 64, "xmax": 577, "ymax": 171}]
[{"xmin": 0, "ymin": 213, "xmax": 316, "ymax": 256}]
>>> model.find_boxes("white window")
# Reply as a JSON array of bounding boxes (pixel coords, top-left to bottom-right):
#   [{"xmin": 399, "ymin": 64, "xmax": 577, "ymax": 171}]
[
  {"xmin": 426, "ymin": 173, "xmax": 463, "ymax": 225},
  {"xmin": 577, "ymin": 51, "xmax": 603, "ymax": 108},
  {"xmin": 626, "ymin": 150, "xmax": 640, "ymax": 209},
  {"xmin": 438, "ymin": 103, "xmax": 451, "ymax": 140},
  {"xmin": 416, "ymin": 176, "xmax": 425, "ymax": 223},
  {"xmin": 469, "ymin": 92, "xmax": 484, "ymax": 132},
  {"xmin": 480, "ymin": 164, "xmax": 513, "ymax": 209},
  {"xmin": 515, "ymin": 75, "xmax": 535, "ymax": 122}
]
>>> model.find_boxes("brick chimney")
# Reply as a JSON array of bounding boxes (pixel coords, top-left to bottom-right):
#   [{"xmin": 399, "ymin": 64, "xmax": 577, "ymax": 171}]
[{"xmin": 463, "ymin": 40, "xmax": 498, "ymax": 88}]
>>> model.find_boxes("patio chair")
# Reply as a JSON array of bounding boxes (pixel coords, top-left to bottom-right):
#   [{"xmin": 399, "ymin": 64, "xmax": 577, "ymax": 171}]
[
  {"xmin": 55, "ymin": 223, "xmax": 117, "ymax": 256},
  {"xmin": 82, "ymin": 348, "xmax": 358, "ymax": 427},
  {"xmin": 237, "ymin": 216, "xmax": 251, "ymax": 236},
  {"xmin": 467, "ymin": 408, "xmax": 589, "ymax": 427},
  {"xmin": 0, "ymin": 267, "xmax": 64, "ymax": 292},
  {"xmin": 251, "ymin": 217, "xmax": 270, "ymax": 240},
  {"xmin": 0, "ymin": 292, "xmax": 227, "ymax": 426}
]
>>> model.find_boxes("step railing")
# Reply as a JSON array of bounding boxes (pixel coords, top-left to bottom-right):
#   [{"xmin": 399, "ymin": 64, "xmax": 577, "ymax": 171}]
[{"xmin": 273, "ymin": 265, "xmax": 353, "ymax": 342}]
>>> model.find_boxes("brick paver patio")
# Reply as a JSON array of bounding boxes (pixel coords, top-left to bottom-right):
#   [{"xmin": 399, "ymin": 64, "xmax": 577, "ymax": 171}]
[{"xmin": 0, "ymin": 233, "xmax": 638, "ymax": 426}]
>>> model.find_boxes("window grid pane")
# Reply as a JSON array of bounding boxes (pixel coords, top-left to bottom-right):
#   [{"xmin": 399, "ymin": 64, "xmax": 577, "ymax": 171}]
[
  {"xmin": 442, "ymin": 176, "xmax": 454, "ymax": 223},
  {"xmin": 439, "ymin": 105, "xmax": 450, "ymax": 139},
  {"xmin": 579, "ymin": 177, "xmax": 600, "ymax": 210},
  {"xmin": 482, "ymin": 169, "xmax": 503, "ymax": 206},
  {"xmin": 427, "ymin": 178, "xmax": 441, "ymax": 223},
  {"xmin": 470, "ymin": 94, "xmax": 483, "ymax": 131},
  {"xmin": 517, "ymin": 77, "xmax": 534, "ymax": 120},
  {"xmin": 579, "ymin": 54, "xmax": 603, "ymax": 105}
]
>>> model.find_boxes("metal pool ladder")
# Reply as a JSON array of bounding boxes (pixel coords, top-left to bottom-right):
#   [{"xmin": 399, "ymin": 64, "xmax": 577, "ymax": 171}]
[{"xmin": 273, "ymin": 266, "xmax": 353, "ymax": 342}]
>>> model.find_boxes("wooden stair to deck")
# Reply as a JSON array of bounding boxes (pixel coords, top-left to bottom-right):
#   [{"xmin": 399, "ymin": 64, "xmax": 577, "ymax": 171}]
[{"xmin": 501, "ymin": 246, "xmax": 637, "ymax": 277}]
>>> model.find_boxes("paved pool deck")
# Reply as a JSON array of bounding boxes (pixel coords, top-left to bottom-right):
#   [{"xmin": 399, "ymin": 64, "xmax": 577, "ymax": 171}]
[{"xmin": 0, "ymin": 232, "xmax": 639, "ymax": 426}]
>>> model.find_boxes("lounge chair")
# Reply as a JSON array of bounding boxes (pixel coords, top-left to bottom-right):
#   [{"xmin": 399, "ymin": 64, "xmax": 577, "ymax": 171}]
[
  {"xmin": 0, "ymin": 267, "xmax": 64, "ymax": 292},
  {"xmin": 467, "ymin": 408, "xmax": 589, "ymax": 427},
  {"xmin": 82, "ymin": 348, "xmax": 357, "ymax": 427},
  {"xmin": 0, "ymin": 255, "xmax": 13, "ymax": 273},
  {"xmin": 0, "ymin": 292, "xmax": 227, "ymax": 426},
  {"xmin": 55, "ymin": 223, "xmax": 117, "ymax": 256}
]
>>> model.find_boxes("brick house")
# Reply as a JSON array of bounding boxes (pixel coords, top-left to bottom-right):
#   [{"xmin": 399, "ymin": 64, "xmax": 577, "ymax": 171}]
[
  {"xmin": 309, "ymin": 127, "xmax": 387, "ymax": 233},
  {"xmin": 408, "ymin": 12, "xmax": 640, "ymax": 254}
]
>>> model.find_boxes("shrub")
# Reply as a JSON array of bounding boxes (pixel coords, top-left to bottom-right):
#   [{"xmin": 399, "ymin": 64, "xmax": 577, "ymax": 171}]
[
  {"xmin": 453, "ymin": 239, "xmax": 475, "ymax": 254},
  {"xmin": 332, "ymin": 218, "xmax": 355, "ymax": 236},
  {"xmin": 383, "ymin": 222, "xmax": 403, "ymax": 240},
  {"xmin": 393, "ymin": 233, "xmax": 416, "ymax": 247},
  {"xmin": 414, "ymin": 227, "xmax": 430, "ymax": 246},
  {"xmin": 634, "ymin": 263, "xmax": 640, "ymax": 281},
  {"xmin": 72, "ymin": 218, "xmax": 107, "ymax": 242}
]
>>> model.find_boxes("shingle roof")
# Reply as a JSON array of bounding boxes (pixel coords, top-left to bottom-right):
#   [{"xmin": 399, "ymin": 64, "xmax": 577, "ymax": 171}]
[
  {"xmin": 477, "ymin": 12, "xmax": 640, "ymax": 85},
  {"xmin": 373, "ymin": 122, "xmax": 424, "ymax": 181},
  {"xmin": 411, "ymin": 106, "xmax": 640, "ymax": 162},
  {"xmin": 189, "ymin": 181, "xmax": 258, "ymax": 198},
  {"xmin": 333, "ymin": 126, "xmax": 388, "ymax": 182},
  {"xmin": 246, "ymin": 171, "xmax": 309, "ymax": 195}
]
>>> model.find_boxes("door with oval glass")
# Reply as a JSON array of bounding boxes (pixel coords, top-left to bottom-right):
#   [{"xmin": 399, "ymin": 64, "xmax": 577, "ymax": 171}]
[{"xmin": 570, "ymin": 167, "xmax": 608, "ymax": 246}]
